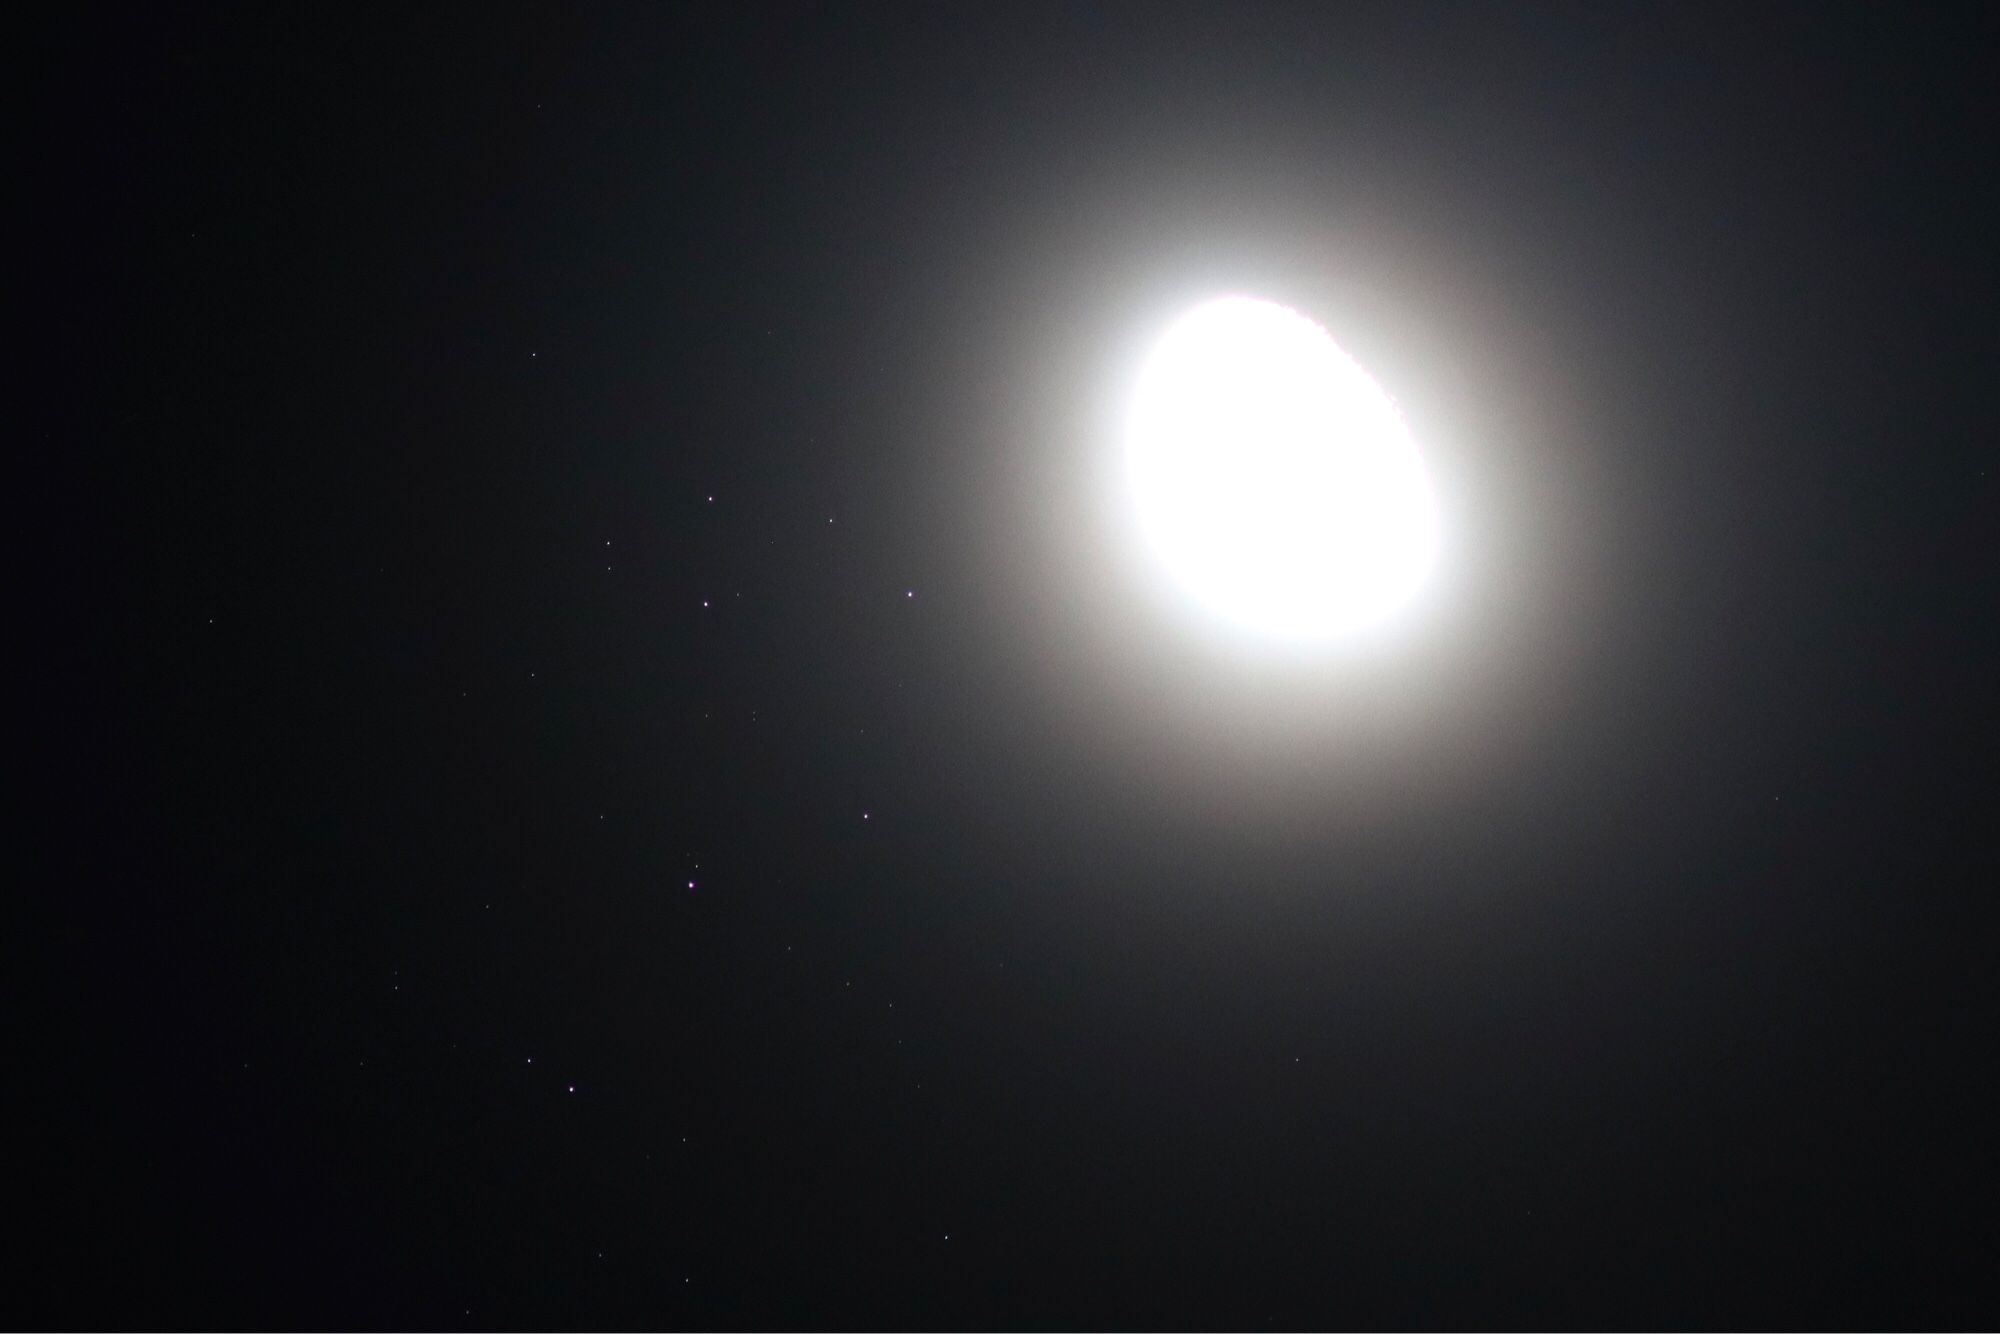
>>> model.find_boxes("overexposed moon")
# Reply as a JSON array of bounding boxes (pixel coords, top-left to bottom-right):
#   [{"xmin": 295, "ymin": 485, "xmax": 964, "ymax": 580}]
[{"xmin": 1124, "ymin": 296, "xmax": 1439, "ymax": 642}]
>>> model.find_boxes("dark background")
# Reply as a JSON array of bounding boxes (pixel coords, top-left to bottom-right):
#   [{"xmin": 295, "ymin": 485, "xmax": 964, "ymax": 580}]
[{"xmin": 31, "ymin": 4, "xmax": 1994, "ymax": 1328}]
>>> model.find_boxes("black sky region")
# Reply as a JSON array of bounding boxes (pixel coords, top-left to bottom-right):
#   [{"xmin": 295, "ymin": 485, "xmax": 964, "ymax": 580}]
[{"xmin": 31, "ymin": 4, "xmax": 1996, "ymax": 1328}]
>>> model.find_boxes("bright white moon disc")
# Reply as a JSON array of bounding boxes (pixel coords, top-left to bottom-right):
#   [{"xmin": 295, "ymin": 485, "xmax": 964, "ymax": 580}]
[{"xmin": 1125, "ymin": 296, "xmax": 1439, "ymax": 641}]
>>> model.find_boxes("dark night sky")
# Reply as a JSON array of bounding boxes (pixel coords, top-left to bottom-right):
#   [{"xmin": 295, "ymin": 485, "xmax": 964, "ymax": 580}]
[{"xmin": 32, "ymin": 4, "xmax": 1995, "ymax": 1328}]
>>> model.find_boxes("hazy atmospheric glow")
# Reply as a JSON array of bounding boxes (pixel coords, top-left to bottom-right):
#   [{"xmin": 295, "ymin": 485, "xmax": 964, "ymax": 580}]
[{"xmin": 1125, "ymin": 296, "xmax": 1439, "ymax": 641}]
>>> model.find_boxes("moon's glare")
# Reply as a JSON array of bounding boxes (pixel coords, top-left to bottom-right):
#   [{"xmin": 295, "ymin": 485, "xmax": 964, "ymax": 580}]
[{"xmin": 1125, "ymin": 296, "xmax": 1439, "ymax": 641}]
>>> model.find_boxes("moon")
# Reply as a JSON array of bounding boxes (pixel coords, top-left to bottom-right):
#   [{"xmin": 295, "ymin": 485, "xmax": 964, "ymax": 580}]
[{"xmin": 1124, "ymin": 295, "xmax": 1440, "ymax": 642}]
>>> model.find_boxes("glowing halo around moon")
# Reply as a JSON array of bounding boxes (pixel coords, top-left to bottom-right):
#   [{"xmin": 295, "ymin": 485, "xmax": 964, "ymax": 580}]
[{"xmin": 1123, "ymin": 295, "xmax": 1440, "ymax": 643}]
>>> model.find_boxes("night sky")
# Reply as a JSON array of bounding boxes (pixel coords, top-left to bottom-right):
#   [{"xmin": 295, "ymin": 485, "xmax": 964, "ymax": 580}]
[{"xmin": 36, "ymin": 5, "xmax": 1994, "ymax": 1328}]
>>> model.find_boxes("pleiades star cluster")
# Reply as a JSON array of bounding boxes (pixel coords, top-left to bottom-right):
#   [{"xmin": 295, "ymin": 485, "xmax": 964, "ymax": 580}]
[{"xmin": 29, "ymin": 4, "xmax": 1992, "ymax": 1328}]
